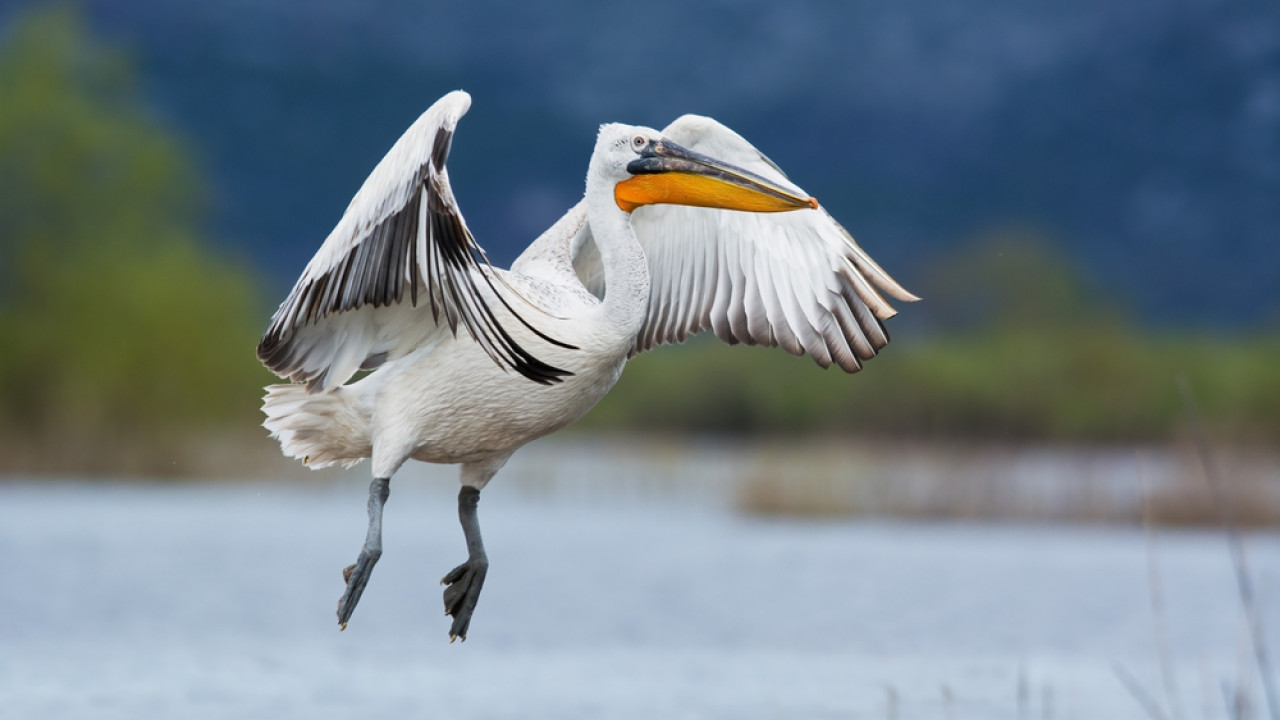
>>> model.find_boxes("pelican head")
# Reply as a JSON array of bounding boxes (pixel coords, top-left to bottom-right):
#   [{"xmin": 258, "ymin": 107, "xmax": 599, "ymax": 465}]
[{"xmin": 592, "ymin": 123, "xmax": 818, "ymax": 215}]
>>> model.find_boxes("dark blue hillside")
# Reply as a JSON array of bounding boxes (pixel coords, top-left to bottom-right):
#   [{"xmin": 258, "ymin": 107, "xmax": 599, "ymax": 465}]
[{"xmin": 3, "ymin": 0, "xmax": 1275, "ymax": 327}]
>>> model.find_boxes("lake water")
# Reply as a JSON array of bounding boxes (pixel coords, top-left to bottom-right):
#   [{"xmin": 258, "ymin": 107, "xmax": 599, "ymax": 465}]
[{"xmin": 2, "ymin": 446, "xmax": 1277, "ymax": 719}]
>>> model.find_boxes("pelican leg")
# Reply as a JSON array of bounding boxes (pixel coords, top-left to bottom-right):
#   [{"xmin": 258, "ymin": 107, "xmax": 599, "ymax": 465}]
[
  {"xmin": 337, "ymin": 476, "xmax": 390, "ymax": 630},
  {"xmin": 441, "ymin": 485, "xmax": 487, "ymax": 642}
]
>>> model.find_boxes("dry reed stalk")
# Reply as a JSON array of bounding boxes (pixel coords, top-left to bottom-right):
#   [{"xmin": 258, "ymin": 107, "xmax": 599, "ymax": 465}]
[{"xmin": 1177, "ymin": 375, "xmax": 1278, "ymax": 720}]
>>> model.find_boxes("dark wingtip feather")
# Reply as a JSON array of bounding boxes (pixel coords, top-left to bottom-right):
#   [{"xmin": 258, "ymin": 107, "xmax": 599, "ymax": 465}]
[{"xmin": 431, "ymin": 128, "xmax": 454, "ymax": 171}]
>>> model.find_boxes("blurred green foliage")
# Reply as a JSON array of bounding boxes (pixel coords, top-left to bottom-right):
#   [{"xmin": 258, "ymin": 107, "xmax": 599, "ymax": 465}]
[
  {"xmin": 584, "ymin": 234, "xmax": 1280, "ymax": 445},
  {"xmin": 0, "ymin": 8, "xmax": 271, "ymax": 473}
]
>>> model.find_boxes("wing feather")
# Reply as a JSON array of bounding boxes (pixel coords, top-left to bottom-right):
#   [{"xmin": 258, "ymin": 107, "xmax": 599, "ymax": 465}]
[
  {"xmin": 613, "ymin": 114, "xmax": 918, "ymax": 371},
  {"xmin": 257, "ymin": 91, "xmax": 573, "ymax": 390}
]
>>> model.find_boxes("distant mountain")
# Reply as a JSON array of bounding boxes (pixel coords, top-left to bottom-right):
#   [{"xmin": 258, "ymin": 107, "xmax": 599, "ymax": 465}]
[{"xmin": 4, "ymin": 0, "xmax": 1276, "ymax": 327}]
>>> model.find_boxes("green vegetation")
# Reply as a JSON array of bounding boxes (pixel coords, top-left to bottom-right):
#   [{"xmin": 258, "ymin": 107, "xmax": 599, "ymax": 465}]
[
  {"xmin": 583, "ymin": 235, "xmax": 1280, "ymax": 445},
  {"xmin": 0, "ymin": 9, "xmax": 271, "ymax": 473}
]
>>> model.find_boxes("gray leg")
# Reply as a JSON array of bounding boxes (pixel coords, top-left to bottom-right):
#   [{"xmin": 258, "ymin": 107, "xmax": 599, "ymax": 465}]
[
  {"xmin": 441, "ymin": 485, "xmax": 488, "ymax": 642},
  {"xmin": 337, "ymin": 477, "xmax": 389, "ymax": 630}
]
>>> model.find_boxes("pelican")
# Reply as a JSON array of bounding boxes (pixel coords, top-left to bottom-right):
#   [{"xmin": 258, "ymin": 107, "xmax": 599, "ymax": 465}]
[{"xmin": 258, "ymin": 90, "xmax": 917, "ymax": 641}]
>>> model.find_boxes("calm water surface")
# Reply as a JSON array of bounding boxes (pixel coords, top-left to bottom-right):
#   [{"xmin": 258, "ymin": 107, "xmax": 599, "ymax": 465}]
[{"xmin": 2, "ymin": 448, "xmax": 1277, "ymax": 719}]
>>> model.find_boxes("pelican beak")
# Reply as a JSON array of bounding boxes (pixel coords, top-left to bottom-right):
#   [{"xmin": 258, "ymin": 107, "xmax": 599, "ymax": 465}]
[{"xmin": 615, "ymin": 139, "xmax": 819, "ymax": 214}]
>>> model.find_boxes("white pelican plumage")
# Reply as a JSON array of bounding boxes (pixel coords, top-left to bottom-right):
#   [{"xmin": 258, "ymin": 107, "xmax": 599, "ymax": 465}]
[{"xmin": 258, "ymin": 90, "xmax": 917, "ymax": 640}]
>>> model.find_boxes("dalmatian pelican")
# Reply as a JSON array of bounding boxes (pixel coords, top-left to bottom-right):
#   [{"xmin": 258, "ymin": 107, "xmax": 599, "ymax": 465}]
[{"xmin": 258, "ymin": 90, "xmax": 917, "ymax": 641}]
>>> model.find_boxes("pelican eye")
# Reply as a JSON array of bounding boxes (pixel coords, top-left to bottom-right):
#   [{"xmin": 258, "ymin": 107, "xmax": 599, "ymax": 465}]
[{"xmin": 631, "ymin": 135, "xmax": 648, "ymax": 151}]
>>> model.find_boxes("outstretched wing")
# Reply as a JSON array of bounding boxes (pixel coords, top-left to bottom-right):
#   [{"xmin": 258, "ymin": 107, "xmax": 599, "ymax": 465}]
[
  {"xmin": 574, "ymin": 114, "xmax": 918, "ymax": 372},
  {"xmin": 257, "ymin": 90, "xmax": 573, "ymax": 390}
]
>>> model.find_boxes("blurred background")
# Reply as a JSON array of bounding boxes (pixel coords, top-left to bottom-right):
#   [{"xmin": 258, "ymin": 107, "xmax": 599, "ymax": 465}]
[
  {"xmin": 0, "ymin": 0, "xmax": 1275, "ymax": 480},
  {"xmin": 0, "ymin": 2, "xmax": 1277, "ymax": 716}
]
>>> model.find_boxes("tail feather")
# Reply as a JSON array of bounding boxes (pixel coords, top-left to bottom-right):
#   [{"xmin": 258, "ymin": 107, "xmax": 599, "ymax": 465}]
[{"xmin": 262, "ymin": 384, "xmax": 370, "ymax": 469}]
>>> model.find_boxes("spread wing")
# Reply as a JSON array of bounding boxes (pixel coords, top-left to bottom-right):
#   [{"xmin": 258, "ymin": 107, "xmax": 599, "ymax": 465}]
[
  {"xmin": 257, "ymin": 90, "xmax": 573, "ymax": 390},
  {"xmin": 574, "ymin": 114, "xmax": 918, "ymax": 372}
]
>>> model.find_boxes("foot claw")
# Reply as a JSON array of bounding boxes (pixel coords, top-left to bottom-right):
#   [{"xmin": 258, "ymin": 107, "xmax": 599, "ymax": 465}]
[
  {"xmin": 441, "ymin": 556, "xmax": 487, "ymax": 642},
  {"xmin": 337, "ymin": 550, "xmax": 381, "ymax": 628},
  {"xmin": 440, "ymin": 563, "xmax": 468, "ymax": 586}
]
